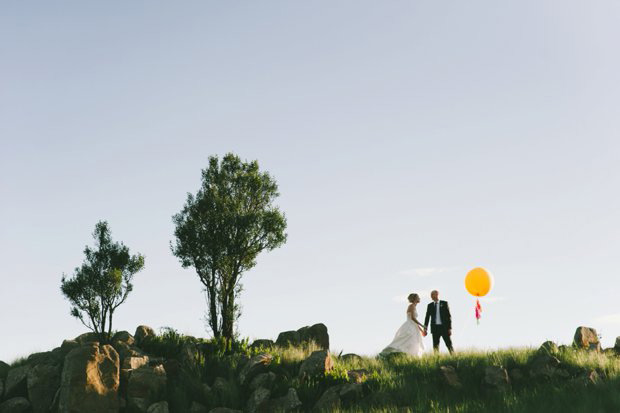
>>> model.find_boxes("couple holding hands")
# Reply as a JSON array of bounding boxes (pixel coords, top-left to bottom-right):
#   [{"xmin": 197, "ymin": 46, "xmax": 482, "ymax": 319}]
[{"xmin": 380, "ymin": 290, "xmax": 454, "ymax": 357}]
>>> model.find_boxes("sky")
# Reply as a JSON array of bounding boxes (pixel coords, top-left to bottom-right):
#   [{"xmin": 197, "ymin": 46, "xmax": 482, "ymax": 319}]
[{"xmin": 2, "ymin": 1, "xmax": 620, "ymax": 362}]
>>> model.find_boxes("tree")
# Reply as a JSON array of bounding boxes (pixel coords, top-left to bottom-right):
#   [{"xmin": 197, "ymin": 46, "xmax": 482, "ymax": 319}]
[
  {"xmin": 61, "ymin": 221, "xmax": 145, "ymax": 343},
  {"xmin": 172, "ymin": 153, "xmax": 287, "ymax": 340}
]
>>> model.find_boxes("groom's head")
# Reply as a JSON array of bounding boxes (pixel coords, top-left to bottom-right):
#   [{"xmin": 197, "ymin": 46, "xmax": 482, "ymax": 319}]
[{"xmin": 431, "ymin": 290, "xmax": 439, "ymax": 302}]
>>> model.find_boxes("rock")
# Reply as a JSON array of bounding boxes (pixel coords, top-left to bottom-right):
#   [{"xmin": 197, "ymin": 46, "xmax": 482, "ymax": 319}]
[
  {"xmin": 58, "ymin": 343, "xmax": 119, "ymax": 413},
  {"xmin": 0, "ymin": 378, "xmax": 3, "ymax": 401},
  {"xmin": 60, "ymin": 340, "xmax": 80, "ymax": 357},
  {"xmin": 179, "ymin": 343, "xmax": 199, "ymax": 367},
  {"xmin": 74, "ymin": 332, "xmax": 101, "ymax": 344},
  {"xmin": 112, "ymin": 331, "xmax": 135, "ymax": 346},
  {"xmin": 189, "ymin": 401, "xmax": 208, "ymax": 413},
  {"xmin": 439, "ymin": 365, "xmax": 462, "ymax": 388},
  {"xmin": 298, "ymin": 324, "xmax": 330, "ymax": 350},
  {"xmin": 538, "ymin": 341, "xmax": 559, "ymax": 355},
  {"xmin": 245, "ymin": 387, "xmax": 271, "ymax": 413},
  {"xmin": 484, "ymin": 366, "xmax": 511, "ymax": 391},
  {"xmin": 208, "ymin": 408, "xmax": 243, "ymax": 413},
  {"xmin": 127, "ymin": 364, "xmax": 167, "ymax": 412},
  {"xmin": 0, "ymin": 397, "xmax": 31, "ymax": 413},
  {"xmin": 27, "ymin": 351, "xmax": 62, "ymax": 367},
  {"xmin": 276, "ymin": 331, "xmax": 300, "ymax": 347},
  {"xmin": 0, "ymin": 361, "xmax": 10, "ymax": 380},
  {"xmin": 249, "ymin": 372, "xmax": 276, "ymax": 391},
  {"xmin": 313, "ymin": 386, "xmax": 341, "ymax": 412},
  {"xmin": 339, "ymin": 383, "xmax": 363, "ymax": 404},
  {"xmin": 4, "ymin": 366, "xmax": 29, "ymax": 399},
  {"xmin": 238, "ymin": 354, "xmax": 272, "ymax": 385},
  {"xmin": 27, "ymin": 363, "xmax": 61, "ymax": 413},
  {"xmin": 135, "ymin": 325, "xmax": 156, "ymax": 347},
  {"xmin": 299, "ymin": 350, "xmax": 333, "ymax": 378},
  {"xmin": 509, "ymin": 368, "xmax": 525, "ymax": 383},
  {"xmin": 529, "ymin": 354, "xmax": 561, "ymax": 379},
  {"xmin": 250, "ymin": 340, "xmax": 274, "ymax": 350},
  {"xmin": 122, "ymin": 355, "xmax": 150, "ymax": 370},
  {"xmin": 266, "ymin": 388, "xmax": 302, "ymax": 412},
  {"xmin": 340, "ymin": 354, "xmax": 362, "ymax": 363},
  {"xmin": 147, "ymin": 401, "xmax": 169, "ymax": 413},
  {"xmin": 347, "ymin": 369, "xmax": 370, "ymax": 384},
  {"xmin": 212, "ymin": 377, "xmax": 230, "ymax": 395},
  {"xmin": 573, "ymin": 326, "xmax": 600, "ymax": 351}
]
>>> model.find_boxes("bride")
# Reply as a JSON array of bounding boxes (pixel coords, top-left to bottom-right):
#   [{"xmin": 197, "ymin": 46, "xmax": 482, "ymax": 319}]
[{"xmin": 380, "ymin": 293, "xmax": 426, "ymax": 357}]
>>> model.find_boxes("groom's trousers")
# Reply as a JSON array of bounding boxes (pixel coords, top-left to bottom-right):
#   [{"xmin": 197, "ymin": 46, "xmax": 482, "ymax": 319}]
[{"xmin": 432, "ymin": 324, "xmax": 454, "ymax": 354}]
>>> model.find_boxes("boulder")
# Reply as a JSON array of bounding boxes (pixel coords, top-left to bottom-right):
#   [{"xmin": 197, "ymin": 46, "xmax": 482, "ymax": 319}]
[
  {"xmin": 212, "ymin": 377, "xmax": 231, "ymax": 396},
  {"xmin": 189, "ymin": 401, "xmax": 208, "ymax": 413},
  {"xmin": 0, "ymin": 397, "xmax": 31, "ymax": 413},
  {"xmin": 299, "ymin": 350, "xmax": 333, "ymax": 378},
  {"xmin": 245, "ymin": 387, "xmax": 271, "ymax": 413},
  {"xmin": 135, "ymin": 326, "xmax": 156, "ymax": 347},
  {"xmin": 126, "ymin": 364, "xmax": 167, "ymax": 412},
  {"xmin": 339, "ymin": 383, "xmax": 363, "ymax": 404},
  {"xmin": 529, "ymin": 354, "xmax": 563, "ymax": 379},
  {"xmin": 298, "ymin": 324, "xmax": 329, "ymax": 350},
  {"xmin": 439, "ymin": 365, "xmax": 462, "ymax": 388},
  {"xmin": 60, "ymin": 340, "xmax": 80, "ymax": 357},
  {"xmin": 27, "ymin": 363, "xmax": 61, "ymax": 413},
  {"xmin": 509, "ymin": 368, "xmax": 525, "ymax": 383},
  {"xmin": 250, "ymin": 340, "xmax": 274, "ymax": 350},
  {"xmin": 74, "ymin": 332, "xmax": 101, "ymax": 344},
  {"xmin": 340, "ymin": 354, "xmax": 362, "ymax": 363},
  {"xmin": 249, "ymin": 372, "xmax": 276, "ymax": 391},
  {"xmin": 4, "ymin": 366, "xmax": 29, "ymax": 399},
  {"xmin": 483, "ymin": 366, "xmax": 511, "ymax": 392},
  {"xmin": 112, "ymin": 331, "xmax": 135, "ymax": 346},
  {"xmin": 58, "ymin": 343, "xmax": 120, "ymax": 413},
  {"xmin": 573, "ymin": 327, "xmax": 600, "ymax": 351},
  {"xmin": 266, "ymin": 388, "xmax": 302, "ymax": 412},
  {"xmin": 0, "ymin": 362, "xmax": 9, "ymax": 380},
  {"xmin": 313, "ymin": 386, "xmax": 341, "ymax": 412},
  {"xmin": 147, "ymin": 401, "xmax": 169, "ymax": 413},
  {"xmin": 0, "ymin": 379, "xmax": 3, "ymax": 401},
  {"xmin": 122, "ymin": 355, "xmax": 150, "ymax": 371},
  {"xmin": 538, "ymin": 341, "xmax": 559, "ymax": 355},
  {"xmin": 208, "ymin": 409, "xmax": 243, "ymax": 413},
  {"xmin": 275, "ymin": 331, "xmax": 300, "ymax": 347},
  {"xmin": 27, "ymin": 351, "xmax": 62, "ymax": 367},
  {"xmin": 347, "ymin": 369, "xmax": 370, "ymax": 384},
  {"xmin": 238, "ymin": 354, "xmax": 272, "ymax": 385}
]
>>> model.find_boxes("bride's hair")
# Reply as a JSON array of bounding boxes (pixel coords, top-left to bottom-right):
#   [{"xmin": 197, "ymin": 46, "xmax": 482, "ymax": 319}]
[{"xmin": 408, "ymin": 293, "xmax": 419, "ymax": 303}]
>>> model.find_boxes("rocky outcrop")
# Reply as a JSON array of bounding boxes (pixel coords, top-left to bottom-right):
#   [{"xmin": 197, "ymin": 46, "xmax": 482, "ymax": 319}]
[
  {"xmin": 249, "ymin": 340, "xmax": 274, "ymax": 350},
  {"xmin": 312, "ymin": 386, "xmax": 341, "ymax": 412},
  {"xmin": 299, "ymin": 350, "xmax": 333, "ymax": 378},
  {"xmin": 539, "ymin": 341, "xmax": 559, "ymax": 355},
  {"xmin": 58, "ymin": 343, "xmax": 120, "ymax": 413},
  {"xmin": 573, "ymin": 327, "xmax": 600, "ymax": 351},
  {"xmin": 340, "ymin": 354, "xmax": 362, "ymax": 363},
  {"xmin": 249, "ymin": 372, "xmax": 276, "ymax": 391},
  {"xmin": 147, "ymin": 401, "xmax": 169, "ymax": 413}
]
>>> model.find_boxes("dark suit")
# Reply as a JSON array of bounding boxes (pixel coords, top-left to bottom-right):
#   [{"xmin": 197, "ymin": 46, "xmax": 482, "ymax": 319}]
[{"xmin": 424, "ymin": 300, "xmax": 454, "ymax": 353}]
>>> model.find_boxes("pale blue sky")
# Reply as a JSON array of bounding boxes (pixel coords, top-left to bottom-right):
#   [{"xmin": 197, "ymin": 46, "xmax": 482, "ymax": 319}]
[{"xmin": 2, "ymin": 1, "xmax": 620, "ymax": 362}]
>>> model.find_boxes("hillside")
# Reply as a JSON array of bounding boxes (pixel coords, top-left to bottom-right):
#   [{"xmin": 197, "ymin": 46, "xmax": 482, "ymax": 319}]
[{"xmin": 1, "ymin": 324, "xmax": 619, "ymax": 413}]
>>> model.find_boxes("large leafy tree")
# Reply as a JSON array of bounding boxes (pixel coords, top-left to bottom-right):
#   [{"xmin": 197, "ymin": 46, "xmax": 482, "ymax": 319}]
[
  {"xmin": 61, "ymin": 221, "xmax": 145, "ymax": 343},
  {"xmin": 172, "ymin": 153, "xmax": 287, "ymax": 340}
]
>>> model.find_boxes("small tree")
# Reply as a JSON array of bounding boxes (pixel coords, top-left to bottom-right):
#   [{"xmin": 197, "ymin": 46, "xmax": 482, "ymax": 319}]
[
  {"xmin": 61, "ymin": 221, "xmax": 145, "ymax": 343},
  {"xmin": 172, "ymin": 153, "xmax": 287, "ymax": 341}
]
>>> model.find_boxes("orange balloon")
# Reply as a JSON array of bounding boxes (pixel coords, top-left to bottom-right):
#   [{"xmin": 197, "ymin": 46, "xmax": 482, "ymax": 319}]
[{"xmin": 465, "ymin": 267, "xmax": 493, "ymax": 297}]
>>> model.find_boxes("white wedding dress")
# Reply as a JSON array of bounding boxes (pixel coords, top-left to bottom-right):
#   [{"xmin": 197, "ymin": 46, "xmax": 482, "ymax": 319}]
[{"xmin": 380, "ymin": 308, "xmax": 425, "ymax": 357}]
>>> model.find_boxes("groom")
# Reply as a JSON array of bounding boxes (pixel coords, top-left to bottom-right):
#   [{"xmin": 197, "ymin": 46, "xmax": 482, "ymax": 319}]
[{"xmin": 424, "ymin": 290, "xmax": 454, "ymax": 354}]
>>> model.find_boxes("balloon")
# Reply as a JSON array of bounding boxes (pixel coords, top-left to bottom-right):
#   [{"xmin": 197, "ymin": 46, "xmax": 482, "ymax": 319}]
[{"xmin": 465, "ymin": 267, "xmax": 493, "ymax": 297}]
